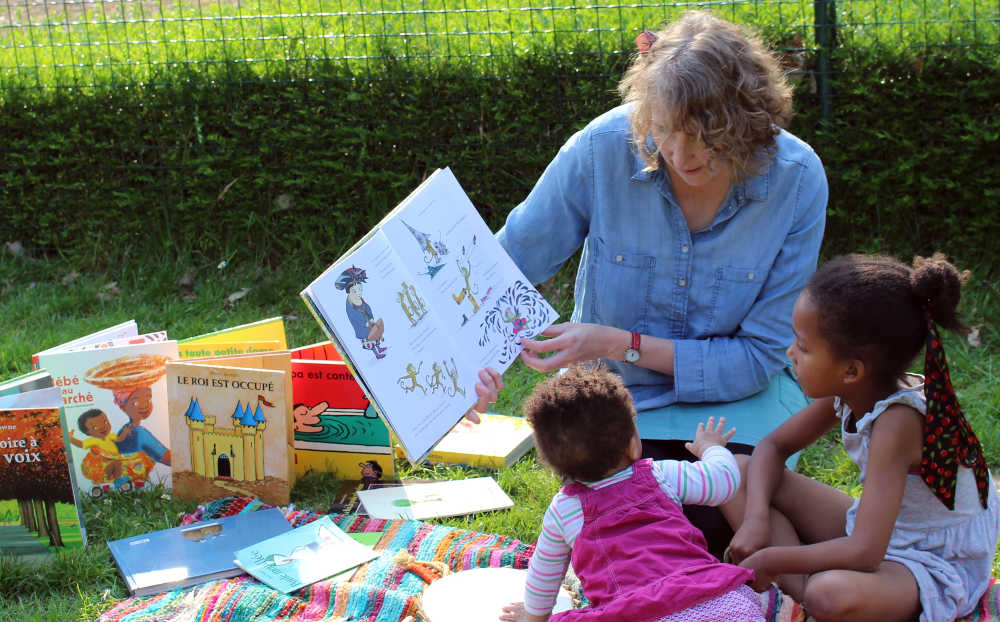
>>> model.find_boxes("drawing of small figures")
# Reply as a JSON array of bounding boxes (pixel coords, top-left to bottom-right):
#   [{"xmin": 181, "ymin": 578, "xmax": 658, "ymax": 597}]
[
  {"xmin": 402, "ymin": 220, "xmax": 448, "ymax": 274},
  {"xmin": 503, "ymin": 307, "xmax": 528, "ymax": 335},
  {"xmin": 397, "ymin": 362, "xmax": 426, "ymax": 394},
  {"xmin": 451, "ymin": 260, "xmax": 480, "ymax": 314},
  {"xmin": 443, "ymin": 358, "xmax": 465, "ymax": 398},
  {"xmin": 397, "ymin": 281, "xmax": 428, "ymax": 327},
  {"xmin": 336, "ymin": 266, "xmax": 387, "ymax": 360},
  {"xmin": 425, "ymin": 361, "xmax": 447, "ymax": 394}
]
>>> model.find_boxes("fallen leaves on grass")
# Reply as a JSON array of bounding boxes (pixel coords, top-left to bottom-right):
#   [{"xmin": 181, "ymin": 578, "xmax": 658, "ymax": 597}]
[
  {"xmin": 226, "ymin": 287, "xmax": 250, "ymax": 305},
  {"xmin": 97, "ymin": 281, "xmax": 121, "ymax": 301}
]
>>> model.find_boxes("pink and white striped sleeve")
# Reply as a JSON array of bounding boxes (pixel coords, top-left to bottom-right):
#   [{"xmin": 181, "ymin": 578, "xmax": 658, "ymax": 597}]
[
  {"xmin": 653, "ymin": 445, "xmax": 740, "ymax": 507},
  {"xmin": 523, "ymin": 494, "xmax": 575, "ymax": 616}
]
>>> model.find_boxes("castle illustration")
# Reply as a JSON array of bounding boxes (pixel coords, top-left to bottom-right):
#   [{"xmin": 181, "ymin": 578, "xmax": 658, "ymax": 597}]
[{"xmin": 183, "ymin": 397, "xmax": 268, "ymax": 481}]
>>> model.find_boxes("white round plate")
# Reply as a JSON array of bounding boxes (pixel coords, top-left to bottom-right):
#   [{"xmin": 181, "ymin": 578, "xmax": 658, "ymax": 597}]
[{"xmin": 422, "ymin": 567, "xmax": 574, "ymax": 622}]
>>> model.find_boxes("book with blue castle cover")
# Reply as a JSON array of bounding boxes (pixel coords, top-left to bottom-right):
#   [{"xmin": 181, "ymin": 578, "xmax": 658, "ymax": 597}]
[
  {"xmin": 107, "ymin": 506, "xmax": 291, "ymax": 596},
  {"xmin": 166, "ymin": 353, "xmax": 295, "ymax": 506}
]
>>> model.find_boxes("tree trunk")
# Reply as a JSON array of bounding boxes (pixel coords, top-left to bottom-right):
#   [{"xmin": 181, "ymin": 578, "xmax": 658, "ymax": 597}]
[
  {"xmin": 45, "ymin": 500, "xmax": 63, "ymax": 548},
  {"xmin": 34, "ymin": 500, "xmax": 49, "ymax": 540},
  {"xmin": 19, "ymin": 499, "xmax": 36, "ymax": 531}
]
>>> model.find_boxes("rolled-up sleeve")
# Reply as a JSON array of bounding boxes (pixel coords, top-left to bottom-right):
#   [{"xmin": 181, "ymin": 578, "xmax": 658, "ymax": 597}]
[{"xmin": 671, "ymin": 151, "xmax": 828, "ymax": 403}]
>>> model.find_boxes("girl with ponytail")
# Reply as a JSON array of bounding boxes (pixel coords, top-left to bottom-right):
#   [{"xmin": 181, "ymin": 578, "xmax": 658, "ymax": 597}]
[{"xmin": 721, "ymin": 253, "xmax": 1000, "ymax": 622}]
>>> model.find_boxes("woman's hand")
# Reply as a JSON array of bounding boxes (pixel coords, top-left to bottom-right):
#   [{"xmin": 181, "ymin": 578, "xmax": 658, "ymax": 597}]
[
  {"xmin": 519, "ymin": 323, "xmax": 623, "ymax": 372},
  {"xmin": 684, "ymin": 416, "xmax": 735, "ymax": 458},
  {"xmin": 727, "ymin": 516, "xmax": 771, "ymax": 564},
  {"xmin": 466, "ymin": 367, "xmax": 504, "ymax": 424}
]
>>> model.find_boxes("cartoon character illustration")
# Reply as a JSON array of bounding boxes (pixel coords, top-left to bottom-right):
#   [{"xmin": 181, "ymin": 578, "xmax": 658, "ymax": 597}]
[
  {"xmin": 114, "ymin": 385, "xmax": 172, "ymax": 466},
  {"xmin": 397, "ymin": 281, "xmax": 428, "ymax": 327},
  {"xmin": 397, "ymin": 362, "xmax": 426, "ymax": 394},
  {"xmin": 452, "ymin": 260, "xmax": 480, "ymax": 313},
  {"xmin": 443, "ymin": 358, "xmax": 465, "ymax": 398},
  {"xmin": 479, "ymin": 280, "xmax": 555, "ymax": 365},
  {"xmin": 335, "ymin": 266, "xmax": 387, "ymax": 360},
  {"xmin": 293, "ymin": 401, "xmax": 327, "ymax": 433},
  {"xmin": 503, "ymin": 307, "xmax": 528, "ymax": 334},
  {"xmin": 69, "ymin": 408, "xmax": 155, "ymax": 487},
  {"xmin": 359, "ymin": 460, "xmax": 383, "ymax": 487},
  {"xmin": 402, "ymin": 220, "xmax": 448, "ymax": 270},
  {"xmin": 425, "ymin": 361, "xmax": 447, "ymax": 394}
]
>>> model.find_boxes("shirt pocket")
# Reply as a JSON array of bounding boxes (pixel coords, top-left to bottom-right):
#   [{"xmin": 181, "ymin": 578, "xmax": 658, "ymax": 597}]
[
  {"xmin": 708, "ymin": 265, "xmax": 766, "ymax": 334},
  {"xmin": 589, "ymin": 237, "xmax": 655, "ymax": 332}
]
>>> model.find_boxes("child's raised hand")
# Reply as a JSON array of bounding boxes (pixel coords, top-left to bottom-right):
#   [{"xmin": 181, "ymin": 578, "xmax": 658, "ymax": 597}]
[{"xmin": 684, "ymin": 417, "xmax": 735, "ymax": 458}]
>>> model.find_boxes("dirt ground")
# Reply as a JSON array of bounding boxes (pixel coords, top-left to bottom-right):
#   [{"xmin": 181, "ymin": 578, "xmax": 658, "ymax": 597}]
[{"xmin": 173, "ymin": 470, "xmax": 291, "ymax": 506}]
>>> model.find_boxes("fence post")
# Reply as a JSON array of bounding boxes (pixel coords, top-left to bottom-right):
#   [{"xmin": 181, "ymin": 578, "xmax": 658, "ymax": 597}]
[{"xmin": 814, "ymin": 0, "xmax": 836, "ymax": 124}]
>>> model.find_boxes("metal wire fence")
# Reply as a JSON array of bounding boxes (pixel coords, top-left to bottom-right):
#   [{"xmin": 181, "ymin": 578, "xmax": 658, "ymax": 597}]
[{"xmin": 1, "ymin": 0, "xmax": 997, "ymax": 92}]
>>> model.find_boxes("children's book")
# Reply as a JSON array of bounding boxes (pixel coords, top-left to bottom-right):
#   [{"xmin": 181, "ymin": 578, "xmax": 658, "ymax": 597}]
[
  {"xmin": 291, "ymin": 341, "xmax": 394, "ymax": 481},
  {"xmin": 234, "ymin": 515, "xmax": 379, "ymax": 593},
  {"xmin": 356, "ymin": 476, "xmax": 514, "ymax": 520},
  {"xmin": 178, "ymin": 317, "xmax": 288, "ymax": 349},
  {"xmin": 37, "ymin": 339, "xmax": 178, "ymax": 496},
  {"xmin": 291, "ymin": 341, "xmax": 342, "ymax": 361},
  {"xmin": 166, "ymin": 352, "xmax": 295, "ymax": 505},
  {"xmin": 0, "ymin": 387, "xmax": 87, "ymax": 560},
  {"xmin": 178, "ymin": 340, "xmax": 283, "ymax": 360},
  {"xmin": 394, "ymin": 412, "xmax": 533, "ymax": 469},
  {"xmin": 301, "ymin": 168, "xmax": 558, "ymax": 463},
  {"xmin": 107, "ymin": 507, "xmax": 292, "ymax": 596},
  {"xmin": 0, "ymin": 369, "xmax": 54, "ymax": 396},
  {"xmin": 32, "ymin": 320, "xmax": 138, "ymax": 369}
]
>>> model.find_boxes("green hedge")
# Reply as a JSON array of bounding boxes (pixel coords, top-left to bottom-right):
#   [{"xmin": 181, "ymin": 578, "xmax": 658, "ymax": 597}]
[{"xmin": 1, "ymin": 46, "xmax": 997, "ymax": 268}]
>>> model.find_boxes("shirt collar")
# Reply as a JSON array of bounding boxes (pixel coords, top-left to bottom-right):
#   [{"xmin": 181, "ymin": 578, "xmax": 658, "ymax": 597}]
[{"xmin": 631, "ymin": 145, "xmax": 773, "ymax": 206}]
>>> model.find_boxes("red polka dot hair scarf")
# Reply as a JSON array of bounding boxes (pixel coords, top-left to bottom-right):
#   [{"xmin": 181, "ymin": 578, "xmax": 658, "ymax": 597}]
[{"xmin": 921, "ymin": 314, "xmax": 991, "ymax": 510}]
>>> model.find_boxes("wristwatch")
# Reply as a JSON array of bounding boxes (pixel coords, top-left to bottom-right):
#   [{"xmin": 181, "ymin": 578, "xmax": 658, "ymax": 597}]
[{"xmin": 624, "ymin": 331, "xmax": 641, "ymax": 364}]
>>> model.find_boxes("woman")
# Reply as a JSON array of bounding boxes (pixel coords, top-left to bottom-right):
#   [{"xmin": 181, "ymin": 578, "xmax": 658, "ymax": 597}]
[{"xmin": 490, "ymin": 10, "xmax": 828, "ymax": 556}]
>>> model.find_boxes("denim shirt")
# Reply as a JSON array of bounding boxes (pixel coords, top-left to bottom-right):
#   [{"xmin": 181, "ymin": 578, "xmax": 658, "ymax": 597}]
[{"xmin": 496, "ymin": 104, "xmax": 828, "ymax": 410}]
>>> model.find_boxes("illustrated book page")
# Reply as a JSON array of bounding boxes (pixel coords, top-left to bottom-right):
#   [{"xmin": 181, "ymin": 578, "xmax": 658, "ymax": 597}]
[
  {"xmin": 301, "ymin": 167, "xmax": 557, "ymax": 463},
  {"xmin": 356, "ymin": 476, "xmax": 514, "ymax": 520},
  {"xmin": 291, "ymin": 357, "xmax": 394, "ymax": 480},
  {"xmin": 37, "ymin": 340, "xmax": 179, "ymax": 494},
  {"xmin": 166, "ymin": 354, "xmax": 294, "ymax": 505},
  {"xmin": 234, "ymin": 515, "xmax": 378, "ymax": 593},
  {"xmin": 0, "ymin": 387, "xmax": 87, "ymax": 559}
]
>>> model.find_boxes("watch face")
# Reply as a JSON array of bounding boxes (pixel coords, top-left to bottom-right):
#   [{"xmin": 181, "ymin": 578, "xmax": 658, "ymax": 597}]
[{"xmin": 624, "ymin": 348, "xmax": 640, "ymax": 363}]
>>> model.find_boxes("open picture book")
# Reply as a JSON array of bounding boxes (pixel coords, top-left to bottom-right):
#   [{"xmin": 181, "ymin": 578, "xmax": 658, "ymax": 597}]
[{"xmin": 300, "ymin": 168, "xmax": 557, "ymax": 463}]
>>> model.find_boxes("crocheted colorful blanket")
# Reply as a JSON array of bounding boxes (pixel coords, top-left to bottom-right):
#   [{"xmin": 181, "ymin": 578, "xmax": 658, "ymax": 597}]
[
  {"xmin": 97, "ymin": 497, "xmax": 535, "ymax": 622},
  {"xmin": 96, "ymin": 497, "xmax": 1000, "ymax": 622}
]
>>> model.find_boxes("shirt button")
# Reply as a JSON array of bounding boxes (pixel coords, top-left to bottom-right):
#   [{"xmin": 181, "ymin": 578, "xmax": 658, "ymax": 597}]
[
  {"xmin": 616, "ymin": 255, "xmax": 623, "ymax": 263},
  {"xmin": 678, "ymin": 279, "xmax": 686, "ymax": 287},
  {"xmin": 681, "ymin": 245, "xmax": 689, "ymax": 253},
  {"xmin": 747, "ymin": 272, "xmax": 755, "ymax": 280}
]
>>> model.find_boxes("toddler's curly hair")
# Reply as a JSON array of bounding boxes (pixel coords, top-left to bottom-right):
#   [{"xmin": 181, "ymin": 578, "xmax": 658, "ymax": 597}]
[{"xmin": 523, "ymin": 365, "xmax": 636, "ymax": 482}]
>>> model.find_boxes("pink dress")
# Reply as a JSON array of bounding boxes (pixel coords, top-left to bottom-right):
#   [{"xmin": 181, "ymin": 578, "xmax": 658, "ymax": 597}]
[{"xmin": 551, "ymin": 458, "xmax": 759, "ymax": 621}]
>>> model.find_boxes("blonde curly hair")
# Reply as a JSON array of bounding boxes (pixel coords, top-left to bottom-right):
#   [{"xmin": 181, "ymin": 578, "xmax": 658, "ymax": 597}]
[{"xmin": 619, "ymin": 11, "xmax": 794, "ymax": 181}]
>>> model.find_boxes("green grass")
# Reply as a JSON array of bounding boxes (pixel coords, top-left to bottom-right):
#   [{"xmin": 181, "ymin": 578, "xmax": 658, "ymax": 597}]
[
  {"xmin": 0, "ymin": 0, "xmax": 994, "ymax": 90},
  {"xmin": 0, "ymin": 249, "xmax": 998, "ymax": 619}
]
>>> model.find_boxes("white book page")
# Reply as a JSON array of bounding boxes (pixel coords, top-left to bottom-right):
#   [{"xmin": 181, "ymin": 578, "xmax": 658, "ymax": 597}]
[
  {"xmin": 0, "ymin": 386, "xmax": 62, "ymax": 410},
  {"xmin": 380, "ymin": 168, "xmax": 558, "ymax": 371},
  {"xmin": 304, "ymin": 231, "xmax": 477, "ymax": 461},
  {"xmin": 356, "ymin": 476, "xmax": 513, "ymax": 519}
]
